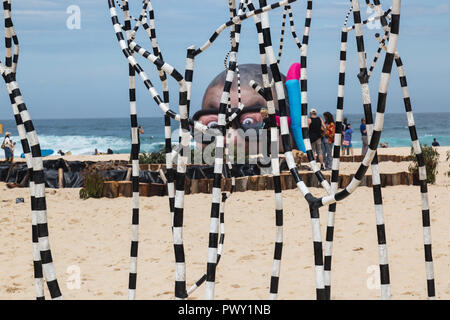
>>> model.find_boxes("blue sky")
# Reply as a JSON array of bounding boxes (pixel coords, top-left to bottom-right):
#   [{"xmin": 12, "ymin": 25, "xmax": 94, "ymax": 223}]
[{"xmin": 0, "ymin": 0, "xmax": 449, "ymax": 120}]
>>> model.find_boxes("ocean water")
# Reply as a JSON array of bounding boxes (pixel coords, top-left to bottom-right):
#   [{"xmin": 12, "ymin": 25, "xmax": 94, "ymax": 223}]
[{"xmin": 0, "ymin": 113, "xmax": 449, "ymax": 156}]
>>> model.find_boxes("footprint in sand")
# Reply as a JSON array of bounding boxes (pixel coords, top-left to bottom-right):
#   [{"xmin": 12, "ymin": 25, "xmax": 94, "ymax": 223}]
[
  {"xmin": 353, "ymin": 247, "xmax": 364, "ymax": 251},
  {"xmin": 239, "ymin": 254, "xmax": 256, "ymax": 261},
  {"xmin": 231, "ymin": 284, "xmax": 240, "ymax": 288},
  {"xmin": 113, "ymin": 291, "xmax": 123, "ymax": 296},
  {"xmin": 5, "ymin": 284, "xmax": 22, "ymax": 293}
]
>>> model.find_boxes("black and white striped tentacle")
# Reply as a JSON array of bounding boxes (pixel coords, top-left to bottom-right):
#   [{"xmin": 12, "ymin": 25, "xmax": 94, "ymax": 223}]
[
  {"xmin": 3, "ymin": 73, "xmax": 45, "ymax": 299},
  {"xmin": 186, "ymin": 190, "xmax": 228, "ymax": 297},
  {"xmin": 194, "ymin": 1, "xmax": 297, "ymax": 128},
  {"xmin": 286, "ymin": 5, "xmax": 302, "ymax": 49},
  {"xmin": 364, "ymin": 0, "xmax": 375, "ymax": 9},
  {"xmin": 134, "ymin": 39, "xmax": 194, "ymax": 301},
  {"xmin": 186, "ymin": 1, "xmax": 247, "ymax": 299},
  {"xmin": 225, "ymin": 0, "xmax": 244, "ymax": 195},
  {"xmin": 368, "ymin": 30, "xmax": 389, "ymax": 78},
  {"xmin": 371, "ymin": 0, "xmax": 390, "ymax": 31},
  {"xmin": 111, "ymin": 2, "xmax": 293, "ymax": 136},
  {"xmin": 114, "ymin": 0, "xmax": 147, "ymax": 26},
  {"xmin": 277, "ymin": 6, "xmax": 287, "ymax": 64},
  {"xmin": 132, "ymin": 0, "xmax": 150, "ymax": 34},
  {"xmin": 316, "ymin": 0, "xmax": 403, "ymax": 217},
  {"xmin": 140, "ymin": 0, "xmax": 175, "ymax": 243},
  {"xmin": 247, "ymin": 0, "xmax": 284, "ymax": 299},
  {"xmin": 375, "ymin": 34, "xmax": 436, "ymax": 299},
  {"xmin": 108, "ymin": 3, "xmax": 220, "ymax": 136},
  {"xmin": 3, "ymin": 0, "xmax": 18, "ymax": 73},
  {"xmin": 193, "ymin": 0, "xmax": 298, "ymax": 56},
  {"xmin": 249, "ymin": 80, "xmax": 266, "ymax": 99},
  {"xmin": 277, "ymin": 5, "xmax": 302, "ymax": 64},
  {"xmin": 297, "ymin": 0, "xmax": 328, "ymax": 300},
  {"xmin": 3, "ymin": 0, "xmax": 45, "ymax": 300},
  {"xmin": 351, "ymin": 0, "xmax": 391, "ymax": 299},
  {"xmin": 170, "ymin": 46, "xmax": 191, "ymax": 300},
  {"xmin": 108, "ymin": 1, "xmax": 201, "ymax": 300},
  {"xmin": 396, "ymin": 56, "xmax": 436, "ymax": 301},
  {"xmin": 299, "ymin": 1, "xmax": 332, "ymax": 194},
  {"xmin": 343, "ymin": 5, "xmax": 353, "ymax": 27},
  {"xmin": 345, "ymin": 7, "xmax": 391, "ymax": 32},
  {"xmin": 324, "ymin": 6, "xmax": 353, "ymax": 298},
  {"xmin": 1, "ymin": 1, "xmax": 62, "ymax": 300},
  {"xmin": 1, "ymin": 69, "xmax": 63, "ymax": 300},
  {"xmin": 121, "ymin": 0, "xmax": 141, "ymax": 300},
  {"xmin": 203, "ymin": 0, "xmax": 246, "ymax": 299},
  {"xmin": 129, "ymin": 42, "xmax": 190, "ymax": 300}
]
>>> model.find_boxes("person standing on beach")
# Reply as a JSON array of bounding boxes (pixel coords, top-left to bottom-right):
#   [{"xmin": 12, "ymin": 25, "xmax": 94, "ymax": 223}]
[
  {"xmin": 308, "ymin": 108, "xmax": 326, "ymax": 169},
  {"xmin": 360, "ymin": 118, "xmax": 368, "ymax": 156},
  {"xmin": 432, "ymin": 138, "xmax": 440, "ymax": 147},
  {"xmin": 342, "ymin": 123, "xmax": 354, "ymax": 156},
  {"xmin": 138, "ymin": 125, "xmax": 144, "ymax": 147},
  {"xmin": 341, "ymin": 117, "xmax": 348, "ymax": 153},
  {"xmin": 1, "ymin": 132, "xmax": 16, "ymax": 163},
  {"xmin": 322, "ymin": 112, "xmax": 335, "ymax": 170}
]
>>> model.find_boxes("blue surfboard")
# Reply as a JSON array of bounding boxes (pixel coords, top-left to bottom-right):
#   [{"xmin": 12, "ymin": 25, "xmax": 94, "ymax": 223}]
[{"xmin": 21, "ymin": 149, "xmax": 54, "ymax": 158}]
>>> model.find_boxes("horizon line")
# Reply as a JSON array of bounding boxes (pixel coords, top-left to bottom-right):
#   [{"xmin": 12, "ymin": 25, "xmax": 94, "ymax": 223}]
[{"xmin": 1, "ymin": 111, "xmax": 449, "ymax": 122}]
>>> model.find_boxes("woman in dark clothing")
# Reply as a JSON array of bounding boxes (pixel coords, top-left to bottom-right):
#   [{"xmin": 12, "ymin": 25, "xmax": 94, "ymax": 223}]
[{"xmin": 308, "ymin": 108, "xmax": 326, "ymax": 169}]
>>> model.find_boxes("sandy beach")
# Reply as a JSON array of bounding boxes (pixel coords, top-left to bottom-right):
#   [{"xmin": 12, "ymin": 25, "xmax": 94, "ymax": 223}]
[{"xmin": 0, "ymin": 146, "xmax": 448, "ymax": 300}]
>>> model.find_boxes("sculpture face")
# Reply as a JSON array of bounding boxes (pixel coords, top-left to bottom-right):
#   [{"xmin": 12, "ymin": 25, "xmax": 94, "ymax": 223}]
[
  {"xmin": 192, "ymin": 64, "xmax": 292, "ymax": 155},
  {"xmin": 200, "ymin": 85, "xmax": 267, "ymax": 138}
]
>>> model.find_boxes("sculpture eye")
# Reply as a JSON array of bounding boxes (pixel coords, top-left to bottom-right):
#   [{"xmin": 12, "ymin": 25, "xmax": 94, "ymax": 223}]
[
  {"xmin": 207, "ymin": 121, "xmax": 219, "ymax": 129},
  {"xmin": 241, "ymin": 117, "xmax": 255, "ymax": 125}
]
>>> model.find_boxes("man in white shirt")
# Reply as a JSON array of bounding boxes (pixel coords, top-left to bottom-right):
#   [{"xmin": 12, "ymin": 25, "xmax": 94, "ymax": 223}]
[{"xmin": 2, "ymin": 132, "xmax": 16, "ymax": 163}]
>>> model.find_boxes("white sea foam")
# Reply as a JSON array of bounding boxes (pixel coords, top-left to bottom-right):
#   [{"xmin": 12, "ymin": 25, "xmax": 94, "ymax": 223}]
[{"xmin": 6, "ymin": 135, "xmax": 165, "ymax": 156}]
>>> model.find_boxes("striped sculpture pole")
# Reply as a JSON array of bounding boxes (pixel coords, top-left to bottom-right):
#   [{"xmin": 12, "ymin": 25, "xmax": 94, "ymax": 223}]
[
  {"xmin": 247, "ymin": 0, "xmax": 285, "ymax": 299},
  {"xmin": 375, "ymin": 33, "xmax": 436, "ymax": 299},
  {"xmin": 108, "ymin": 0, "xmax": 437, "ymax": 301},
  {"xmin": 120, "ymin": 0, "xmax": 140, "ymax": 300},
  {"xmin": 324, "ymin": 5, "xmax": 352, "ymax": 300},
  {"xmin": 350, "ymin": 0, "xmax": 391, "ymax": 299},
  {"xmin": 1, "ymin": 0, "xmax": 62, "ymax": 300}
]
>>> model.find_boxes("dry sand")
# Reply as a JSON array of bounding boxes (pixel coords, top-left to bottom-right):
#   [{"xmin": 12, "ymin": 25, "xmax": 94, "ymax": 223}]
[{"xmin": 0, "ymin": 146, "xmax": 448, "ymax": 300}]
